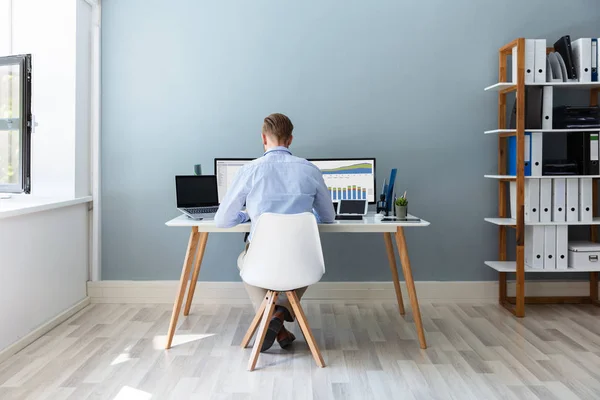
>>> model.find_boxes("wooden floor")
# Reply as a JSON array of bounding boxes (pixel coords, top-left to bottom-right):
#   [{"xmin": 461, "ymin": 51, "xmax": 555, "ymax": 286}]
[{"xmin": 2, "ymin": 302, "xmax": 600, "ymax": 400}]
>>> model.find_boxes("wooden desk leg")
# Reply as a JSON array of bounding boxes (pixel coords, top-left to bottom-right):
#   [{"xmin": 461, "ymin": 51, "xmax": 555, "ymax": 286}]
[
  {"xmin": 384, "ymin": 232, "xmax": 405, "ymax": 315},
  {"xmin": 184, "ymin": 232, "xmax": 209, "ymax": 316},
  {"xmin": 166, "ymin": 227, "xmax": 200, "ymax": 349},
  {"xmin": 394, "ymin": 227, "xmax": 427, "ymax": 349}
]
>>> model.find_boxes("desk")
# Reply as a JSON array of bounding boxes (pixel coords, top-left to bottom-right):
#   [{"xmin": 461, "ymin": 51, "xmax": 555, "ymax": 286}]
[{"xmin": 165, "ymin": 213, "xmax": 430, "ymax": 349}]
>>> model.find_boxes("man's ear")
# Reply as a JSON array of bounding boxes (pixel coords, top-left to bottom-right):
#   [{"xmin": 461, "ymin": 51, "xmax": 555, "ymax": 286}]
[
  {"xmin": 261, "ymin": 133, "xmax": 268, "ymax": 146},
  {"xmin": 287, "ymin": 135, "xmax": 293, "ymax": 147}
]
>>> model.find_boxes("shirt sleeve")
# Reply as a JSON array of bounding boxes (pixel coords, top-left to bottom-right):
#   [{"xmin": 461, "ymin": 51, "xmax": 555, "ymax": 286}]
[
  {"xmin": 312, "ymin": 171, "xmax": 336, "ymax": 224},
  {"xmin": 214, "ymin": 167, "xmax": 251, "ymax": 228}
]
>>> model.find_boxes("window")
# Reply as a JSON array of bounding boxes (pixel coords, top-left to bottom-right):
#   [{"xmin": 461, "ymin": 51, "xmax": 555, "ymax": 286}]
[{"xmin": 0, "ymin": 54, "xmax": 31, "ymax": 193}]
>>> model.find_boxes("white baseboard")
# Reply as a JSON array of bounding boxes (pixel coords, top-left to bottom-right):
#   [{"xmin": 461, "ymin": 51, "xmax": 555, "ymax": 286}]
[
  {"xmin": 87, "ymin": 280, "xmax": 599, "ymax": 304},
  {"xmin": 0, "ymin": 297, "xmax": 90, "ymax": 364}
]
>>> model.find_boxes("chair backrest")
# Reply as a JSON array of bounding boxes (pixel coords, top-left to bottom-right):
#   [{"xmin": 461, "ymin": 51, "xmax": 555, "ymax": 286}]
[{"xmin": 240, "ymin": 212, "xmax": 325, "ymax": 292}]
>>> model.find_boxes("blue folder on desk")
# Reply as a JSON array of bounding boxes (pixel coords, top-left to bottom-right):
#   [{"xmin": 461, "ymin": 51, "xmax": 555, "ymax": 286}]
[
  {"xmin": 508, "ymin": 133, "xmax": 531, "ymax": 176},
  {"xmin": 385, "ymin": 168, "xmax": 397, "ymax": 213}
]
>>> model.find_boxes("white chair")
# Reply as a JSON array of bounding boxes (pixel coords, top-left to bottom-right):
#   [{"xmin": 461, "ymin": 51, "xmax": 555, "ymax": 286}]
[{"xmin": 239, "ymin": 212, "xmax": 326, "ymax": 371}]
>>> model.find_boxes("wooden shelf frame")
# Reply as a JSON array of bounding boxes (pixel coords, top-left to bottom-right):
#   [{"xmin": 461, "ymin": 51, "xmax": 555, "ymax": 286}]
[{"xmin": 492, "ymin": 39, "xmax": 600, "ymax": 317}]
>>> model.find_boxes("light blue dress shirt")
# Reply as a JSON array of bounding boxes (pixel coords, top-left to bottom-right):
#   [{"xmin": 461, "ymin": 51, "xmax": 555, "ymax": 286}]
[{"xmin": 214, "ymin": 147, "xmax": 336, "ymax": 239}]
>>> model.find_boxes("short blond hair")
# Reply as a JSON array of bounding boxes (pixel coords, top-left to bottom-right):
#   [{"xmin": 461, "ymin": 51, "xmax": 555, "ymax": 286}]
[{"xmin": 262, "ymin": 113, "xmax": 294, "ymax": 142}]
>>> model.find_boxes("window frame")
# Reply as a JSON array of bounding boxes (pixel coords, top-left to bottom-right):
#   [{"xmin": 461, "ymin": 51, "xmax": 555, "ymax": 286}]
[{"xmin": 0, "ymin": 54, "xmax": 32, "ymax": 194}]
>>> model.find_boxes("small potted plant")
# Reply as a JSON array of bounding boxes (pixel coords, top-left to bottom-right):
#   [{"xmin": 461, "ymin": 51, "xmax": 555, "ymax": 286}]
[{"xmin": 395, "ymin": 193, "xmax": 408, "ymax": 219}]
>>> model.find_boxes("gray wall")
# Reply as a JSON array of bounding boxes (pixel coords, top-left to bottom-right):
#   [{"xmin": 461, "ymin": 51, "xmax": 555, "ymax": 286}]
[{"xmin": 101, "ymin": 0, "xmax": 600, "ymax": 281}]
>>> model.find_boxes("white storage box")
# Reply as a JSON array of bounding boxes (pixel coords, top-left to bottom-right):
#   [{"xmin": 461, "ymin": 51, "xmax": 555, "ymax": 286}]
[{"xmin": 568, "ymin": 241, "xmax": 600, "ymax": 269}]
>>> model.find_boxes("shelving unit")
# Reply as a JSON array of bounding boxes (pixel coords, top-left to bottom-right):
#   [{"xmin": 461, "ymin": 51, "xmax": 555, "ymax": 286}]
[
  {"xmin": 485, "ymin": 82, "xmax": 600, "ymax": 92},
  {"xmin": 485, "ymin": 217, "xmax": 600, "ymax": 226},
  {"xmin": 485, "ymin": 128, "xmax": 600, "ymax": 135},
  {"xmin": 485, "ymin": 175, "xmax": 600, "ymax": 180},
  {"xmin": 485, "ymin": 38, "xmax": 600, "ymax": 317},
  {"xmin": 485, "ymin": 261, "xmax": 600, "ymax": 273}
]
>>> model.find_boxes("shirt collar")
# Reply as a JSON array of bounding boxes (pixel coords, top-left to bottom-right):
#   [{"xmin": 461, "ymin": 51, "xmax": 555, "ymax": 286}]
[{"xmin": 264, "ymin": 146, "xmax": 292, "ymax": 156}]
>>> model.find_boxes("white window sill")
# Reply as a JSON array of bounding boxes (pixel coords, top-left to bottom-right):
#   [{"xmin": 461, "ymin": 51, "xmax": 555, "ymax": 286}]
[{"xmin": 0, "ymin": 196, "xmax": 93, "ymax": 220}]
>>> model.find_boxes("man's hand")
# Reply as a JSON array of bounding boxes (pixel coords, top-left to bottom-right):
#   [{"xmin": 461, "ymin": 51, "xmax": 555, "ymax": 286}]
[{"xmin": 241, "ymin": 211, "xmax": 250, "ymax": 223}]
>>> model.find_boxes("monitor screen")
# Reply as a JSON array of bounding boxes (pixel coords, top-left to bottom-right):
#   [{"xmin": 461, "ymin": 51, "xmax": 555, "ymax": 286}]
[
  {"xmin": 215, "ymin": 157, "xmax": 377, "ymax": 204},
  {"xmin": 215, "ymin": 158, "xmax": 253, "ymax": 202},
  {"xmin": 309, "ymin": 159, "xmax": 376, "ymax": 203},
  {"xmin": 176, "ymin": 176, "xmax": 219, "ymax": 207}
]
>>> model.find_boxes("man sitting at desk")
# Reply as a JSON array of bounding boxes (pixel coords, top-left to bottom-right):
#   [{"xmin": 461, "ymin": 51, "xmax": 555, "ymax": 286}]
[{"xmin": 215, "ymin": 113, "xmax": 335, "ymax": 351}]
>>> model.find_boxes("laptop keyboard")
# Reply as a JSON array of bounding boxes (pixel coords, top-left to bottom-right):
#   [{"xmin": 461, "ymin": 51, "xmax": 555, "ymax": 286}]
[{"xmin": 186, "ymin": 207, "xmax": 219, "ymax": 214}]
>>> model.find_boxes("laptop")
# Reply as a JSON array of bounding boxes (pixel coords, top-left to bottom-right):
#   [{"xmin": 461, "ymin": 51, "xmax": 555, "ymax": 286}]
[{"xmin": 175, "ymin": 175, "xmax": 220, "ymax": 219}]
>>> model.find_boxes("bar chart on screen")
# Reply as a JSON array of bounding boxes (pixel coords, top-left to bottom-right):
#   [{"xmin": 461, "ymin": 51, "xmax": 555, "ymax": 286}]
[{"xmin": 310, "ymin": 159, "xmax": 376, "ymax": 202}]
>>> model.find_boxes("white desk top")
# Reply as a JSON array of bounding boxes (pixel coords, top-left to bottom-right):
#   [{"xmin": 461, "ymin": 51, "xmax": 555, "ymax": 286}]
[{"xmin": 165, "ymin": 213, "xmax": 429, "ymax": 233}]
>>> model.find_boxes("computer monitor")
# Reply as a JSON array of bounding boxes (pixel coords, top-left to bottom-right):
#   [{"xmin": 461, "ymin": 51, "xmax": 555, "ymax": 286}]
[
  {"xmin": 214, "ymin": 158, "xmax": 253, "ymax": 202},
  {"xmin": 309, "ymin": 158, "xmax": 376, "ymax": 204},
  {"xmin": 215, "ymin": 157, "xmax": 377, "ymax": 204}
]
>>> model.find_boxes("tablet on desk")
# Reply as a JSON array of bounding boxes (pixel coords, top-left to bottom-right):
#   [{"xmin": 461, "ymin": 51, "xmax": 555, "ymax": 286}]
[
  {"xmin": 335, "ymin": 199, "xmax": 367, "ymax": 221},
  {"xmin": 337, "ymin": 199, "xmax": 368, "ymax": 215}
]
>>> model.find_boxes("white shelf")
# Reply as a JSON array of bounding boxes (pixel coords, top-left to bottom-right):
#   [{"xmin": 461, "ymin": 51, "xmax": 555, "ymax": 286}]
[
  {"xmin": 534, "ymin": 82, "xmax": 600, "ymax": 89},
  {"xmin": 485, "ymin": 175, "xmax": 516, "ymax": 180},
  {"xmin": 484, "ymin": 128, "xmax": 600, "ymax": 135},
  {"xmin": 485, "ymin": 217, "xmax": 600, "ymax": 226},
  {"xmin": 484, "ymin": 175, "xmax": 600, "ymax": 180},
  {"xmin": 484, "ymin": 129, "xmax": 516, "ymax": 135},
  {"xmin": 485, "ymin": 82, "xmax": 600, "ymax": 92},
  {"xmin": 485, "ymin": 218, "xmax": 515, "ymax": 226},
  {"xmin": 529, "ymin": 218, "xmax": 600, "ymax": 225},
  {"xmin": 484, "ymin": 83, "xmax": 516, "ymax": 92},
  {"xmin": 485, "ymin": 261, "xmax": 600, "ymax": 273}
]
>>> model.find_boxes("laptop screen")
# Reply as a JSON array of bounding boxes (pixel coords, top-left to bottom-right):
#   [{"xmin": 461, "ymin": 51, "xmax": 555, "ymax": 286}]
[{"xmin": 176, "ymin": 176, "xmax": 219, "ymax": 208}]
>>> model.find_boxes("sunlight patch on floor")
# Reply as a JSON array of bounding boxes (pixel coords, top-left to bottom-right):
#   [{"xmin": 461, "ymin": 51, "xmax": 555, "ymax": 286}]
[
  {"xmin": 113, "ymin": 386, "xmax": 152, "ymax": 400},
  {"xmin": 152, "ymin": 334, "xmax": 216, "ymax": 349},
  {"xmin": 110, "ymin": 352, "xmax": 132, "ymax": 366}
]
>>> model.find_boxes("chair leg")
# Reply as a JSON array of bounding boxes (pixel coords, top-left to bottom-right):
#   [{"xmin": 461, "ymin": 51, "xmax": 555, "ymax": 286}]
[
  {"xmin": 287, "ymin": 297, "xmax": 297, "ymax": 321},
  {"xmin": 287, "ymin": 291, "xmax": 325, "ymax": 368},
  {"xmin": 247, "ymin": 291, "xmax": 278, "ymax": 371},
  {"xmin": 241, "ymin": 293, "xmax": 269, "ymax": 348}
]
